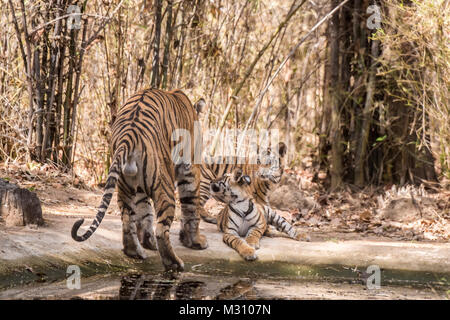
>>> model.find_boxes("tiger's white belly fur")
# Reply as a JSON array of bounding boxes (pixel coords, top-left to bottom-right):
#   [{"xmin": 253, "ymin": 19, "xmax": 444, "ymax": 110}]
[{"xmin": 228, "ymin": 200, "xmax": 261, "ymax": 237}]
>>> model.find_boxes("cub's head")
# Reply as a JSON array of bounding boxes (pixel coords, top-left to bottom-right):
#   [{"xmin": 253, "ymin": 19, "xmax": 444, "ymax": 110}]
[
  {"xmin": 210, "ymin": 168, "xmax": 252, "ymax": 204},
  {"xmin": 256, "ymin": 142, "xmax": 287, "ymax": 184}
]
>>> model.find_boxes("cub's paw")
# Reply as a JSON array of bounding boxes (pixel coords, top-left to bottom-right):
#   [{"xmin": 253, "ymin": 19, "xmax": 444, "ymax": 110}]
[
  {"xmin": 247, "ymin": 240, "xmax": 260, "ymax": 250},
  {"xmin": 240, "ymin": 247, "xmax": 258, "ymax": 261},
  {"xmin": 199, "ymin": 207, "xmax": 217, "ymax": 224}
]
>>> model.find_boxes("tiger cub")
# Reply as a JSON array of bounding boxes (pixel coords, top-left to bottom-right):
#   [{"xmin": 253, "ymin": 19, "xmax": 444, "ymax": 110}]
[
  {"xmin": 209, "ymin": 168, "xmax": 308, "ymax": 261},
  {"xmin": 198, "ymin": 142, "xmax": 287, "ymax": 224}
]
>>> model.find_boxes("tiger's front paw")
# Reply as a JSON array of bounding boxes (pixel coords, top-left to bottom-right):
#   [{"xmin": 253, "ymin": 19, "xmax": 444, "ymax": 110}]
[
  {"xmin": 240, "ymin": 247, "xmax": 258, "ymax": 261},
  {"xmin": 162, "ymin": 256, "xmax": 185, "ymax": 272},
  {"xmin": 247, "ymin": 239, "xmax": 260, "ymax": 250}
]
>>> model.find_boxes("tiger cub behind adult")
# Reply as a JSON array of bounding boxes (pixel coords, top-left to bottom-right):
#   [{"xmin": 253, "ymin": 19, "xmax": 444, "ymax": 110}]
[
  {"xmin": 198, "ymin": 142, "xmax": 288, "ymax": 224},
  {"xmin": 209, "ymin": 168, "xmax": 309, "ymax": 261},
  {"xmin": 71, "ymin": 88, "xmax": 207, "ymax": 272}
]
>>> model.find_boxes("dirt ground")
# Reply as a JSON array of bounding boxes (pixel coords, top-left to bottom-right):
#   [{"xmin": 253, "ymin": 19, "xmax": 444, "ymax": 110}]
[{"xmin": 1, "ymin": 161, "xmax": 449, "ymax": 243}]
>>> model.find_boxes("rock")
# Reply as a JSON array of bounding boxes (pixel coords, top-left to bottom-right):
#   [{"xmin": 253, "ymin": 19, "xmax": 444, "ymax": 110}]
[
  {"xmin": 268, "ymin": 173, "xmax": 318, "ymax": 212},
  {"xmin": 0, "ymin": 179, "xmax": 44, "ymax": 227},
  {"xmin": 330, "ymin": 218, "xmax": 342, "ymax": 227},
  {"xmin": 307, "ymin": 216, "xmax": 320, "ymax": 226},
  {"xmin": 380, "ymin": 197, "xmax": 435, "ymax": 223}
]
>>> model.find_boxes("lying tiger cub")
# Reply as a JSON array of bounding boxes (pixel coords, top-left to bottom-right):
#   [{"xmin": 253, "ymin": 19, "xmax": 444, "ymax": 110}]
[{"xmin": 210, "ymin": 168, "xmax": 309, "ymax": 261}]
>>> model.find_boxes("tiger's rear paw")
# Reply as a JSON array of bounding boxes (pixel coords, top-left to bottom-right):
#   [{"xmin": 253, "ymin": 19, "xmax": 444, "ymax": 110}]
[
  {"xmin": 199, "ymin": 208, "xmax": 217, "ymax": 224},
  {"xmin": 142, "ymin": 234, "xmax": 157, "ymax": 250},
  {"xmin": 179, "ymin": 230, "xmax": 208, "ymax": 250},
  {"xmin": 123, "ymin": 248, "xmax": 148, "ymax": 260},
  {"xmin": 294, "ymin": 232, "xmax": 311, "ymax": 242}
]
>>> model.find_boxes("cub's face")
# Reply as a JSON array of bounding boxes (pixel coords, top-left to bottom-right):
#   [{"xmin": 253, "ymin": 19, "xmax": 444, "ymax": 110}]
[
  {"xmin": 256, "ymin": 142, "xmax": 287, "ymax": 184},
  {"xmin": 210, "ymin": 168, "xmax": 252, "ymax": 204}
]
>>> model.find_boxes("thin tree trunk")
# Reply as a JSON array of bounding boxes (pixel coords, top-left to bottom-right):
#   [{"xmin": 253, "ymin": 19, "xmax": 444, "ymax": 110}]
[
  {"xmin": 161, "ymin": 0, "xmax": 173, "ymax": 89},
  {"xmin": 68, "ymin": 15, "xmax": 88, "ymax": 166},
  {"xmin": 62, "ymin": 26, "xmax": 76, "ymax": 165},
  {"xmin": 53, "ymin": 3, "xmax": 68, "ymax": 163},
  {"xmin": 329, "ymin": 0, "xmax": 343, "ymax": 190},
  {"xmin": 355, "ymin": 39, "xmax": 380, "ymax": 186},
  {"xmin": 8, "ymin": 0, "xmax": 34, "ymax": 160},
  {"xmin": 41, "ymin": 0, "xmax": 63, "ymax": 161},
  {"xmin": 172, "ymin": 1, "xmax": 187, "ymax": 88},
  {"xmin": 151, "ymin": 0, "xmax": 162, "ymax": 88}
]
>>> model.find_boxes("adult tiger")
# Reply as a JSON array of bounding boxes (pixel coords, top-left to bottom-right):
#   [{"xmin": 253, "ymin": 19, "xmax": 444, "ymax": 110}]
[
  {"xmin": 71, "ymin": 88, "xmax": 207, "ymax": 272},
  {"xmin": 209, "ymin": 168, "xmax": 308, "ymax": 261},
  {"xmin": 198, "ymin": 142, "xmax": 287, "ymax": 224}
]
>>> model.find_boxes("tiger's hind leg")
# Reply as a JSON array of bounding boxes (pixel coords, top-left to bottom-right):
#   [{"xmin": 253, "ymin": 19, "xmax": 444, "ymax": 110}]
[
  {"xmin": 153, "ymin": 184, "xmax": 184, "ymax": 272},
  {"xmin": 263, "ymin": 225, "xmax": 291, "ymax": 238},
  {"xmin": 175, "ymin": 163, "xmax": 208, "ymax": 250},
  {"xmin": 119, "ymin": 191, "xmax": 147, "ymax": 259},
  {"xmin": 264, "ymin": 205, "xmax": 310, "ymax": 242},
  {"xmin": 135, "ymin": 194, "xmax": 157, "ymax": 251}
]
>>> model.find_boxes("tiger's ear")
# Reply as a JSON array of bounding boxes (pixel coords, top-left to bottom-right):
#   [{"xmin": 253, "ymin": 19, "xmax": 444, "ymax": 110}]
[
  {"xmin": 278, "ymin": 142, "xmax": 287, "ymax": 158},
  {"xmin": 194, "ymin": 98, "xmax": 206, "ymax": 114},
  {"xmin": 241, "ymin": 175, "xmax": 251, "ymax": 185}
]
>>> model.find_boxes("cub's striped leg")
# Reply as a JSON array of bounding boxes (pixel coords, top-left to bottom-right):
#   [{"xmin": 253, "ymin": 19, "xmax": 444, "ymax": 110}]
[
  {"xmin": 153, "ymin": 184, "xmax": 184, "ymax": 272},
  {"xmin": 119, "ymin": 193, "xmax": 147, "ymax": 259},
  {"xmin": 223, "ymin": 231, "xmax": 257, "ymax": 261},
  {"xmin": 245, "ymin": 226, "xmax": 264, "ymax": 250},
  {"xmin": 244, "ymin": 205, "xmax": 266, "ymax": 250},
  {"xmin": 264, "ymin": 206, "xmax": 310, "ymax": 241},
  {"xmin": 175, "ymin": 163, "xmax": 208, "ymax": 250},
  {"xmin": 135, "ymin": 195, "xmax": 157, "ymax": 251}
]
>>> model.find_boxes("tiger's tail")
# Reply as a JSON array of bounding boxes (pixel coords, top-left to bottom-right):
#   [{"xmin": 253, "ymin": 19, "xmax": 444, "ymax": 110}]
[
  {"xmin": 71, "ymin": 149, "xmax": 129, "ymax": 242},
  {"xmin": 264, "ymin": 205, "xmax": 298, "ymax": 239}
]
